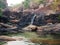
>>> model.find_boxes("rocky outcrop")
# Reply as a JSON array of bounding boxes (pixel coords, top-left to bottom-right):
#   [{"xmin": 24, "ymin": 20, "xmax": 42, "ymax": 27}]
[{"xmin": 37, "ymin": 23, "xmax": 60, "ymax": 37}]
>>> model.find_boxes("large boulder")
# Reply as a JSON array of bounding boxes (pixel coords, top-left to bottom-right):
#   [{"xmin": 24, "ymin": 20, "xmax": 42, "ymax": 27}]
[{"xmin": 23, "ymin": 25, "xmax": 37, "ymax": 32}]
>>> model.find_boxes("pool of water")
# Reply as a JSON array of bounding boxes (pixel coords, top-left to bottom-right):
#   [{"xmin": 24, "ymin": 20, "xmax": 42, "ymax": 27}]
[
  {"xmin": 5, "ymin": 41, "xmax": 35, "ymax": 45},
  {"xmin": 4, "ymin": 36, "xmax": 40, "ymax": 45}
]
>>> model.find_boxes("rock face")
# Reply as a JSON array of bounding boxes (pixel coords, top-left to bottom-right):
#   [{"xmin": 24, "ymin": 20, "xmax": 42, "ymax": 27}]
[
  {"xmin": 37, "ymin": 23, "xmax": 60, "ymax": 37},
  {"xmin": 18, "ymin": 12, "xmax": 60, "ymax": 27},
  {"xmin": 2, "ymin": 8, "xmax": 60, "ymax": 28},
  {"xmin": 19, "ymin": 13, "xmax": 46, "ymax": 27}
]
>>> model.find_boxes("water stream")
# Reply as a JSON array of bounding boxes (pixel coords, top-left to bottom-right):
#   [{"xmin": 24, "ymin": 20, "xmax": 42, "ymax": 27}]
[{"xmin": 30, "ymin": 14, "xmax": 36, "ymax": 25}]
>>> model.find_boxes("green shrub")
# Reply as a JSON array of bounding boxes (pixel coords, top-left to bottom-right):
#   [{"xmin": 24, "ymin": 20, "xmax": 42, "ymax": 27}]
[
  {"xmin": 57, "ymin": 15, "xmax": 60, "ymax": 21},
  {"xmin": 0, "ymin": 8, "xmax": 2, "ymax": 17}
]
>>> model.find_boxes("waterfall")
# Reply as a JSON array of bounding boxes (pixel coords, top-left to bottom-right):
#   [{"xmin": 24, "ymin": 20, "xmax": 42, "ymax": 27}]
[{"xmin": 30, "ymin": 14, "xmax": 36, "ymax": 25}]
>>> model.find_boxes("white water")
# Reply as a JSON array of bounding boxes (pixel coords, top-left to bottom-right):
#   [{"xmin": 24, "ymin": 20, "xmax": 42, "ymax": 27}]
[{"xmin": 30, "ymin": 14, "xmax": 36, "ymax": 25}]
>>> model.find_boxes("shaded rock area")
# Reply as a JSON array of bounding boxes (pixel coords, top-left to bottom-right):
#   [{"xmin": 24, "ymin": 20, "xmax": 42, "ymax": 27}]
[
  {"xmin": 17, "ymin": 13, "xmax": 60, "ymax": 27},
  {"xmin": 0, "ymin": 22, "xmax": 23, "ymax": 34},
  {"xmin": 2, "ymin": 9, "xmax": 60, "ymax": 26},
  {"xmin": 0, "ymin": 16, "xmax": 9, "ymax": 23}
]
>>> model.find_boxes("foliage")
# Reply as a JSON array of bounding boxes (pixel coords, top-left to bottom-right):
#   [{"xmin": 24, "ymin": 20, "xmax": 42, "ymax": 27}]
[
  {"xmin": 0, "ymin": 0, "xmax": 6, "ymax": 16},
  {"xmin": 0, "ymin": 8, "xmax": 2, "ymax": 17},
  {"xmin": 22, "ymin": 0, "xmax": 60, "ymax": 11},
  {"xmin": 0, "ymin": 42, "xmax": 6, "ymax": 45},
  {"xmin": 57, "ymin": 15, "xmax": 60, "ymax": 21},
  {"xmin": 32, "ymin": 0, "xmax": 44, "ymax": 4},
  {"xmin": 0, "ymin": 1, "xmax": 6, "ymax": 9},
  {"xmin": 51, "ymin": 0, "xmax": 60, "ymax": 11},
  {"xmin": 22, "ymin": 0, "xmax": 45, "ymax": 9},
  {"xmin": 7, "ymin": 32, "xmax": 38, "ymax": 38},
  {"xmin": 23, "ymin": 0, "xmax": 30, "ymax": 9}
]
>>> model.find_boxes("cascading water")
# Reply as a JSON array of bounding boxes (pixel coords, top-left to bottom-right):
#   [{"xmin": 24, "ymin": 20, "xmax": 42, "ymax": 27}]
[{"xmin": 30, "ymin": 14, "xmax": 36, "ymax": 25}]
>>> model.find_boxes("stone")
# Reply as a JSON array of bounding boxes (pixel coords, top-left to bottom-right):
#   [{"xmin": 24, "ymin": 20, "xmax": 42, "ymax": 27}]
[
  {"xmin": 23, "ymin": 25, "xmax": 37, "ymax": 32},
  {"xmin": 0, "ymin": 36, "xmax": 16, "ymax": 41}
]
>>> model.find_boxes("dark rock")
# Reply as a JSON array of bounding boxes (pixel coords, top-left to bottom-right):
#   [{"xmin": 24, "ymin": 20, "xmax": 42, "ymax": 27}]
[{"xmin": 0, "ymin": 16, "xmax": 9, "ymax": 23}]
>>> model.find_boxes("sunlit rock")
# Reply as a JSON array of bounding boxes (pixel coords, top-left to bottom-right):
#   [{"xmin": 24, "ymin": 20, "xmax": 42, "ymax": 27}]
[
  {"xmin": 23, "ymin": 25, "xmax": 37, "ymax": 32},
  {"xmin": 0, "ymin": 36, "xmax": 16, "ymax": 41}
]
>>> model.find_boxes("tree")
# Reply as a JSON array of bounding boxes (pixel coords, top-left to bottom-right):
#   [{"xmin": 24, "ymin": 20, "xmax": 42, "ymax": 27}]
[
  {"xmin": 23, "ymin": 0, "xmax": 30, "ymax": 9},
  {"xmin": 23, "ymin": 0, "xmax": 45, "ymax": 9},
  {"xmin": 0, "ymin": 0, "xmax": 7, "ymax": 9},
  {"xmin": 0, "ymin": 1, "xmax": 6, "ymax": 9},
  {"xmin": 0, "ymin": 0, "xmax": 7, "ymax": 17}
]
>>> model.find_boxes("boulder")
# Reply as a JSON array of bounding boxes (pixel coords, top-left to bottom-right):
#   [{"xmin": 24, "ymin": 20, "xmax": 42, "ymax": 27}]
[
  {"xmin": 23, "ymin": 25, "xmax": 37, "ymax": 32},
  {"xmin": 0, "ymin": 36, "xmax": 16, "ymax": 41},
  {"xmin": 0, "ymin": 36, "xmax": 24, "ymax": 41}
]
